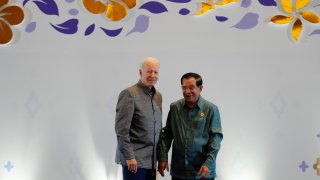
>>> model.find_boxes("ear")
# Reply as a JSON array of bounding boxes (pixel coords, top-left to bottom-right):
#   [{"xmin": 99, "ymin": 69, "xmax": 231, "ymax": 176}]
[
  {"xmin": 199, "ymin": 85, "xmax": 203, "ymax": 91},
  {"xmin": 139, "ymin": 69, "xmax": 142, "ymax": 77}
]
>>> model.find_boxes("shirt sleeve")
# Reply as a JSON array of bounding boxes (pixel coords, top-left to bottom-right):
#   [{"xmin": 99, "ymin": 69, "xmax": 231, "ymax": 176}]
[
  {"xmin": 203, "ymin": 105, "xmax": 223, "ymax": 168},
  {"xmin": 157, "ymin": 107, "xmax": 174, "ymax": 161},
  {"xmin": 115, "ymin": 89, "xmax": 135, "ymax": 160}
]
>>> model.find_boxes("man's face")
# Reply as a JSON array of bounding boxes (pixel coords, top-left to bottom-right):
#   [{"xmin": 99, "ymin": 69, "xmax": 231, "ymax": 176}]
[
  {"xmin": 182, "ymin": 77, "xmax": 202, "ymax": 105},
  {"xmin": 139, "ymin": 61, "xmax": 159, "ymax": 88}
]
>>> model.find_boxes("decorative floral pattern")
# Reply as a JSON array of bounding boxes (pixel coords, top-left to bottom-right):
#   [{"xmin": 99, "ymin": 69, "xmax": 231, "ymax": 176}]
[
  {"xmin": 0, "ymin": 0, "xmax": 24, "ymax": 44},
  {"xmin": 194, "ymin": 0, "xmax": 238, "ymax": 16},
  {"xmin": 269, "ymin": 0, "xmax": 320, "ymax": 42},
  {"xmin": 313, "ymin": 157, "xmax": 320, "ymax": 176},
  {"xmin": 299, "ymin": 133, "xmax": 320, "ymax": 176},
  {"xmin": 1, "ymin": 0, "xmax": 320, "ymax": 44},
  {"xmin": 83, "ymin": 0, "xmax": 136, "ymax": 21}
]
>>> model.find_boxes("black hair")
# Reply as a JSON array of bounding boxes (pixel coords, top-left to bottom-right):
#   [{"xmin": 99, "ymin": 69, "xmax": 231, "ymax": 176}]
[{"xmin": 180, "ymin": 72, "xmax": 203, "ymax": 87}]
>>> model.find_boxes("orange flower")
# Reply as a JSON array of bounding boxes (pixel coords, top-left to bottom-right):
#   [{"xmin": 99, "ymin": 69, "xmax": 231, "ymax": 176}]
[
  {"xmin": 269, "ymin": 0, "xmax": 320, "ymax": 42},
  {"xmin": 83, "ymin": 0, "xmax": 136, "ymax": 21},
  {"xmin": 0, "ymin": 0, "xmax": 24, "ymax": 44}
]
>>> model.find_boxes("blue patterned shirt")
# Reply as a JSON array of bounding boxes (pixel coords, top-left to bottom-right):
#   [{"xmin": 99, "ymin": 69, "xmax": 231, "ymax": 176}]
[{"xmin": 157, "ymin": 96, "xmax": 223, "ymax": 179}]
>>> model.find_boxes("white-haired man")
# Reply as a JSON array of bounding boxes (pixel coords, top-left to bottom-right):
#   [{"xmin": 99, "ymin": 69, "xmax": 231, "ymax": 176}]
[{"xmin": 115, "ymin": 57, "xmax": 162, "ymax": 180}]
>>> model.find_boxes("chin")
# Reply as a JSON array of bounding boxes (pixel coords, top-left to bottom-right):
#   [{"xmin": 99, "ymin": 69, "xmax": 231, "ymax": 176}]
[{"xmin": 185, "ymin": 98, "xmax": 192, "ymax": 102}]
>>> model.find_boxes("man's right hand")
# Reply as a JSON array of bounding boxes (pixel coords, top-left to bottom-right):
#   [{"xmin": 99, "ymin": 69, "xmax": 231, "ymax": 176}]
[
  {"xmin": 126, "ymin": 158, "xmax": 138, "ymax": 173},
  {"xmin": 157, "ymin": 160, "xmax": 169, "ymax": 177}
]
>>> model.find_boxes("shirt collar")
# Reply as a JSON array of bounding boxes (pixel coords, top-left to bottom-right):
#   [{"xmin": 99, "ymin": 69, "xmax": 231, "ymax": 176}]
[
  {"xmin": 137, "ymin": 80, "xmax": 156, "ymax": 96},
  {"xmin": 183, "ymin": 95, "xmax": 203, "ymax": 110}
]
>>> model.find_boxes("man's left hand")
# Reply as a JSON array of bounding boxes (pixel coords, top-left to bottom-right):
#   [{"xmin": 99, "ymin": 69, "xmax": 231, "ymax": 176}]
[{"xmin": 199, "ymin": 165, "xmax": 210, "ymax": 179}]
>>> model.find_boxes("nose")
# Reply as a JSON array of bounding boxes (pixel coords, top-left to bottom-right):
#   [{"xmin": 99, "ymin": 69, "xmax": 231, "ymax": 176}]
[
  {"xmin": 184, "ymin": 88, "xmax": 191, "ymax": 93},
  {"xmin": 150, "ymin": 72, "xmax": 157, "ymax": 78}
]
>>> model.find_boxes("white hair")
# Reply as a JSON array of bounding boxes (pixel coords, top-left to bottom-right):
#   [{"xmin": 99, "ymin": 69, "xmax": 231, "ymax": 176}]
[{"xmin": 140, "ymin": 57, "xmax": 160, "ymax": 70}]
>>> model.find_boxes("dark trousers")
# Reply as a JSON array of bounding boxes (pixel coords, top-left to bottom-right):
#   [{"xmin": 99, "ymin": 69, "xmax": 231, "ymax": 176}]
[
  {"xmin": 122, "ymin": 166, "xmax": 156, "ymax": 180},
  {"xmin": 172, "ymin": 177, "xmax": 214, "ymax": 180}
]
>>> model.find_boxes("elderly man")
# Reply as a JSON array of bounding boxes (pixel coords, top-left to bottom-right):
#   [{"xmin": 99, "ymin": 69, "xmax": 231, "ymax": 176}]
[{"xmin": 115, "ymin": 57, "xmax": 162, "ymax": 180}]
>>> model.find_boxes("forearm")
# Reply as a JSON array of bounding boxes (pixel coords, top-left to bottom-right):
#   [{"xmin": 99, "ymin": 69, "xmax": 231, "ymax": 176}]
[
  {"xmin": 115, "ymin": 90, "xmax": 135, "ymax": 159},
  {"xmin": 204, "ymin": 132, "xmax": 223, "ymax": 166}
]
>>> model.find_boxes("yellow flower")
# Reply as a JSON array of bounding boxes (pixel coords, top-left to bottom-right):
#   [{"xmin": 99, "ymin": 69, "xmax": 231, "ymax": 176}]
[
  {"xmin": 0, "ymin": 0, "xmax": 24, "ymax": 44},
  {"xmin": 194, "ymin": 0, "xmax": 237, "ymax": 16},
  {"xmin": 83, "ymin": 0, "xmax": 136, "ymax": 21},
  {"xmin": 313, "ymin": 157, "xmax": 320, "ymax": 176},
  {"xmin": 269, "ymin": 0, "xmax": 320, "ymax": 42}
]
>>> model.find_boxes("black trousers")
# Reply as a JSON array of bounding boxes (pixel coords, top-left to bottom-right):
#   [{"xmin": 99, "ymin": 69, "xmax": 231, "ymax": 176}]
[
  {"xmin": 122, "ymin": 166, "xmax": 156, "ymax": 180},
  {"xmin": 172, "ymin": 177, "xmax": 214, "ymax": 180}
]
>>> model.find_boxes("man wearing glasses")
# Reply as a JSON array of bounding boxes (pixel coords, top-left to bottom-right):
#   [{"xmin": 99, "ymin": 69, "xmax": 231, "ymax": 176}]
[{"xmin": 157, "ymin": 72, "xmax": 223, "ymax": 180}]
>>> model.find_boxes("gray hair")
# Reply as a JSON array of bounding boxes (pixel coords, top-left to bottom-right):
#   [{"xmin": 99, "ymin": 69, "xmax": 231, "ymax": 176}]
[{"xmin": 140, "ymin": 57, "xmax": 160, "ymax": 70}]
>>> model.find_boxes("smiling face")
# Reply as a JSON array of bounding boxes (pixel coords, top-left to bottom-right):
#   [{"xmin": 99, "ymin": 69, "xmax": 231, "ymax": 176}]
[
  {"xmin": 181, "ymin": 77, "xmax": 202, "ymax": 108},
  {"xmin": 139, "ymin": 58, "xmax": 159, "ymax": 88}
]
